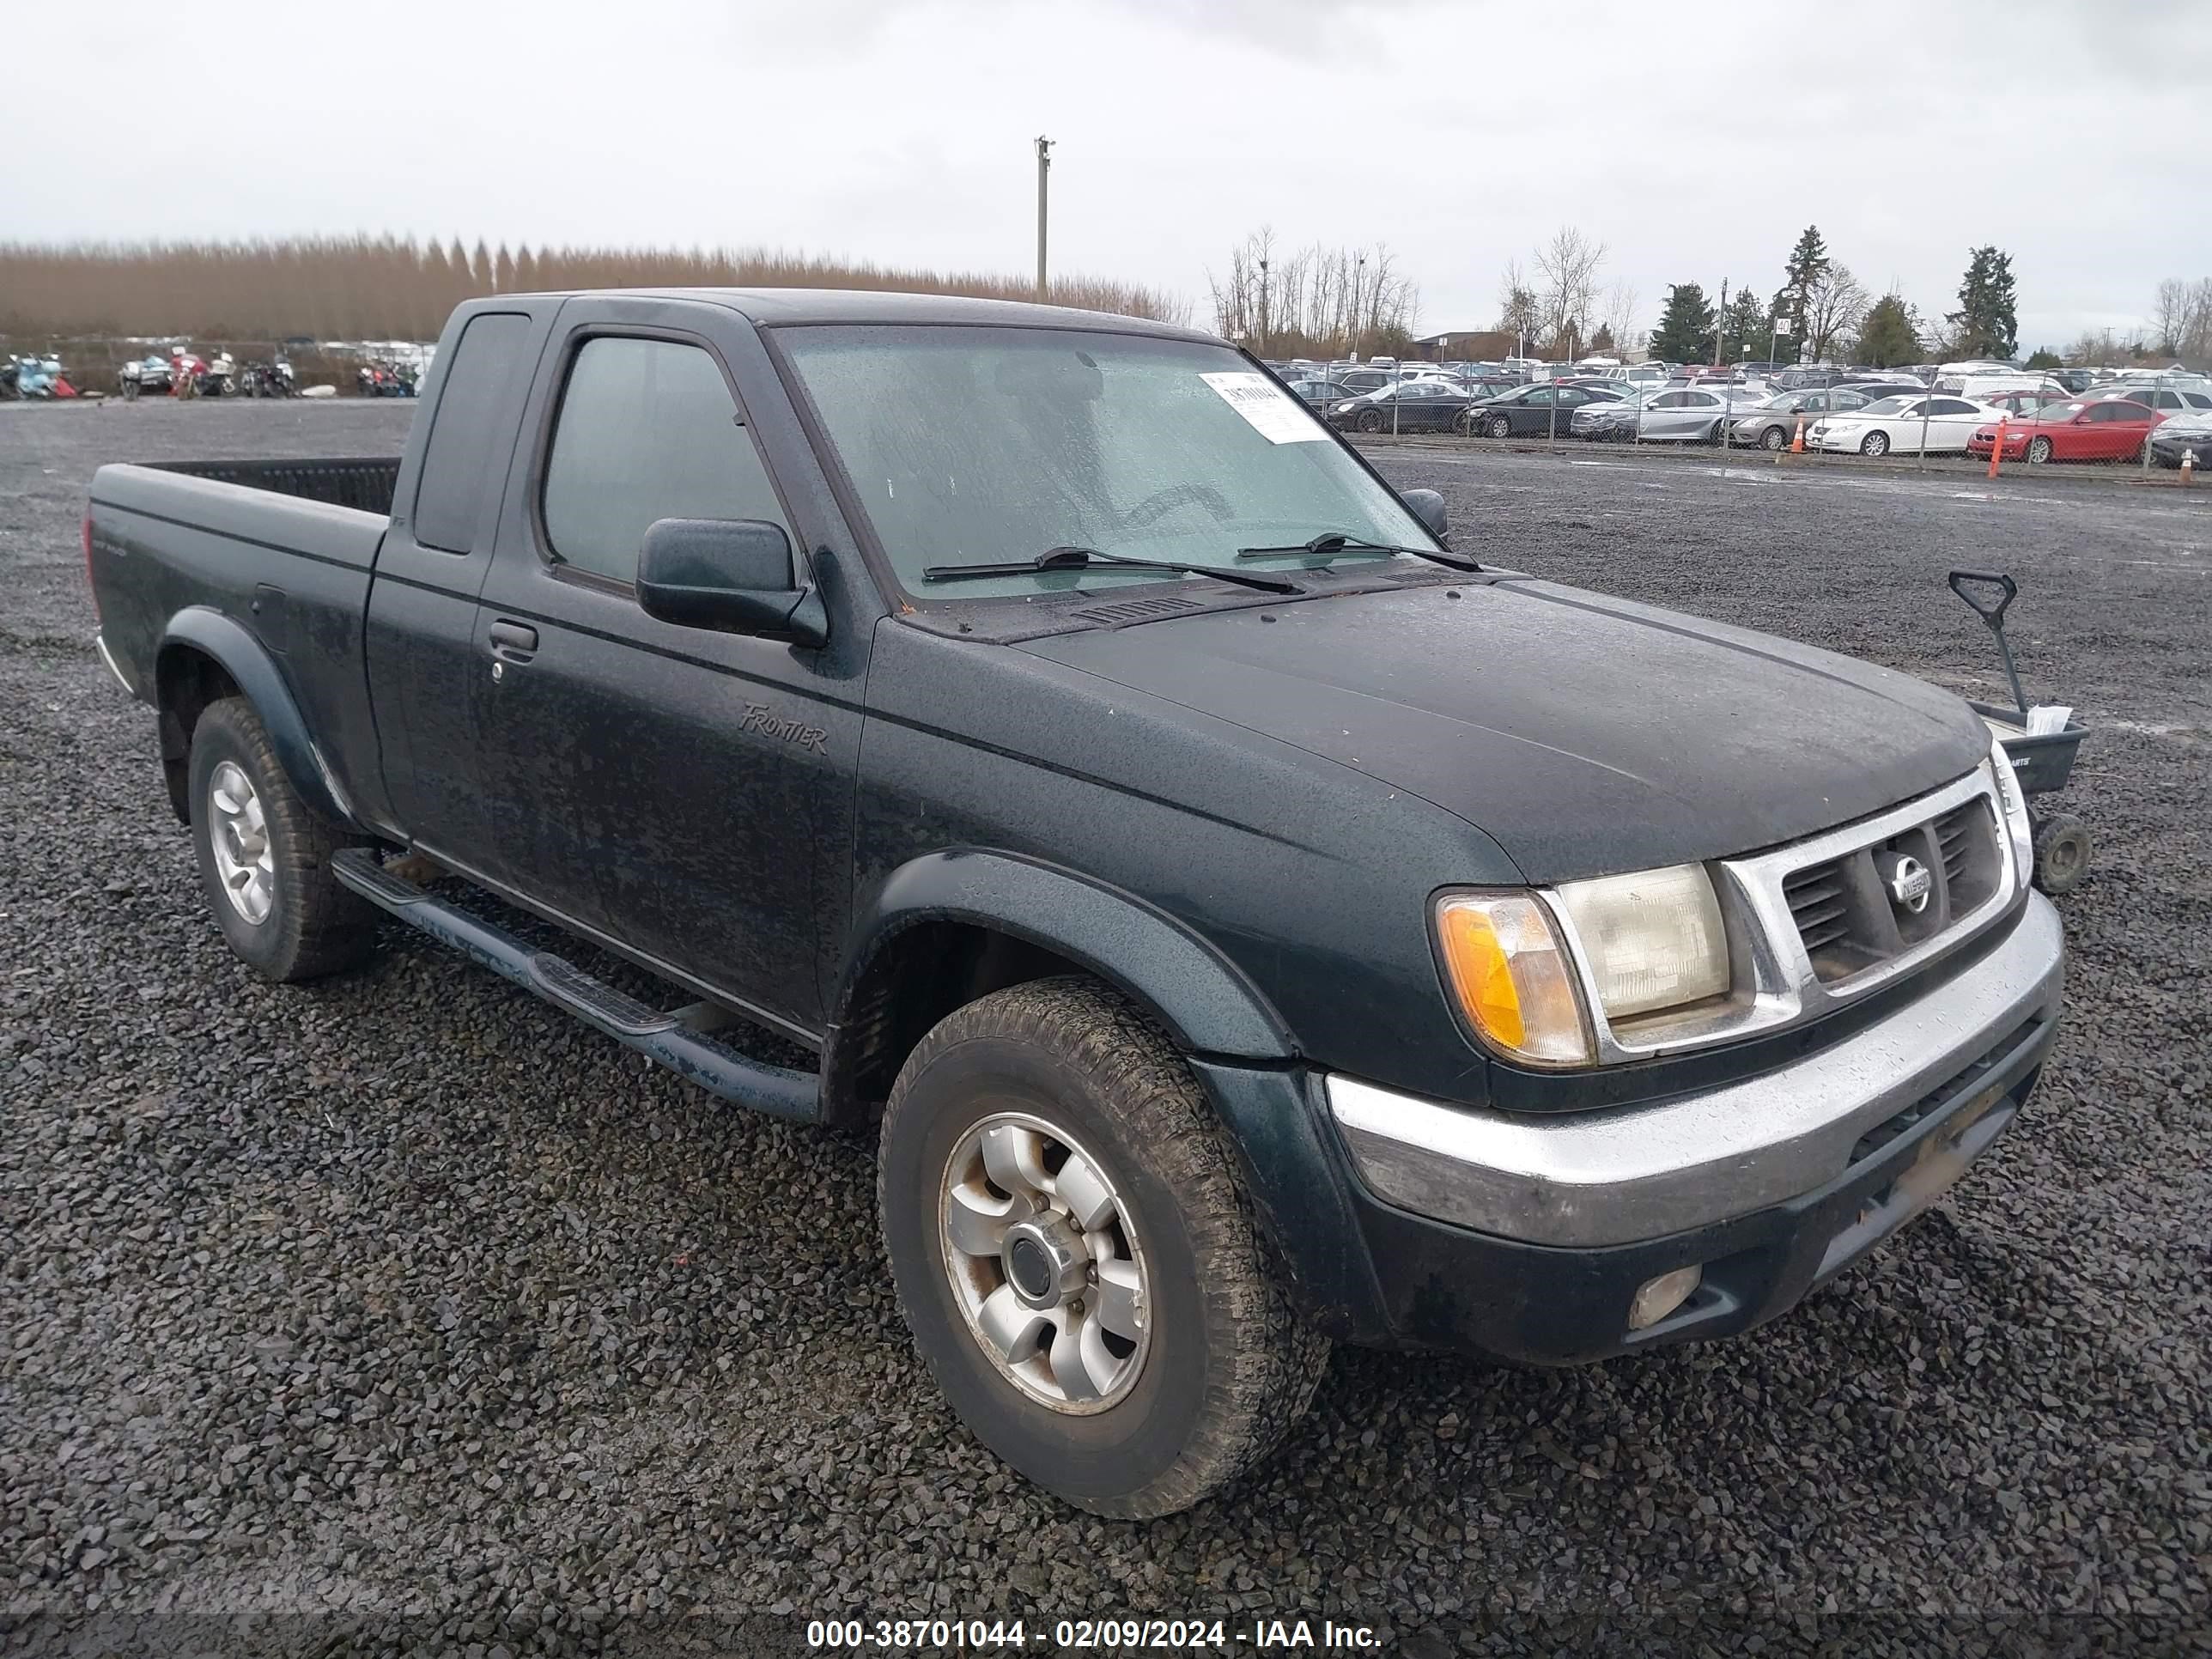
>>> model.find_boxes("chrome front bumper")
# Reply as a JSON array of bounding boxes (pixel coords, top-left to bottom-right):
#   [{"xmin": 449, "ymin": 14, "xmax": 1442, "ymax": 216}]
[{"xmin": 1328, "ymin": 891, "xmax": 2064, "ymax": 1248}]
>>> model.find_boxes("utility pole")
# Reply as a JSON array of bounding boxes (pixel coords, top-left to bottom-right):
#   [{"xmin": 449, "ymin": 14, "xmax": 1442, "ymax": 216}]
[
  {"xmin": 1034, "ymin": 136, "xmax": 1053, "ymax": 299},
  {"xmin": 1715, "ymin": 278, "xmax": 1728, "ymax": 368},
  {"xmin": 1352, "ymin": 253, "xmax": 1367, "ymax": 360},
  {"xmin": 1258, "ymin": 257, "xmax": 1269, "ymax": 355}
]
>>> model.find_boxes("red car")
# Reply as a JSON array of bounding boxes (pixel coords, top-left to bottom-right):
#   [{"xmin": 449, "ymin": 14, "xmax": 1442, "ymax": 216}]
[{"xmin": 1968, "ymin": 398, "xmax": 2162, "ymax": 465}]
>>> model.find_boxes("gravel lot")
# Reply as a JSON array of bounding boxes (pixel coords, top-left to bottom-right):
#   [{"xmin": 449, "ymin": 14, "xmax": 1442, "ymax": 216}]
[{"xmin": 4, "ymin": 401, "xmax": 2209, "ymax": 1656}]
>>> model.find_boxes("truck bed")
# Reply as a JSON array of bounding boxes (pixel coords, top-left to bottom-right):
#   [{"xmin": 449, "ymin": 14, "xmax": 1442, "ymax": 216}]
[{"xmin": 143, "ymin": 456, "xmax": 402, "ymax": 516}]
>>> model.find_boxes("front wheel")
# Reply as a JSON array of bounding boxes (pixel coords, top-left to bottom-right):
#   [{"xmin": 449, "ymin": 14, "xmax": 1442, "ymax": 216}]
[
  {"xmin": 1761, "ymin": 423, "xmax": 1788, "ymax": 451},
  {"xmin": 188, "ymin": 697, "xmax": 376, "ymax": 981},
  {"xmin": 1861, "ymin": 430, "xmax": 1891, "ymax": 457},
  {"xmin": 1355, "ymin": 410, "xmax": 1383, "ymax": 433},
  {"xmin": 2026, "ymin": 435, "xmax": 2053, "ymax": 465},
  {"xmin": 1486, "ymin": 413, "xmax": 1512, "ymax": 441},
  {"xmin": 878, "ymin": 978, "xmax": 1328, "ymax": 1518}
]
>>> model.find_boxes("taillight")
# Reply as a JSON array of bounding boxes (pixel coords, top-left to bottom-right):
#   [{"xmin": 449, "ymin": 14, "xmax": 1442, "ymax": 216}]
[{"xmin": 83, "ymin": 515, "xmax": 99, "ymax": 618}]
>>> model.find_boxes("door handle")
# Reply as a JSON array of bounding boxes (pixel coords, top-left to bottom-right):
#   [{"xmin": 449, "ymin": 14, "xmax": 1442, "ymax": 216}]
[{"xmin": 488, "ymin": 620, "xmax": 538, "ymax": 661}]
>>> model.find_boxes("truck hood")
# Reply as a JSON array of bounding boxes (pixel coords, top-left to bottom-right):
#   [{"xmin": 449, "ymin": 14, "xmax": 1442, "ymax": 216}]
[{"xmin": 1016, "ymin": 578, "xmax": 1989, "ymax": 883}]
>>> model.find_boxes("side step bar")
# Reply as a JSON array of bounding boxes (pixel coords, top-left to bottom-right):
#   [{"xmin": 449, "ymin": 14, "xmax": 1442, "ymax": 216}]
[{"xmin": 331, "ymin": 848, "xmax": 821, "ymax": 1122}]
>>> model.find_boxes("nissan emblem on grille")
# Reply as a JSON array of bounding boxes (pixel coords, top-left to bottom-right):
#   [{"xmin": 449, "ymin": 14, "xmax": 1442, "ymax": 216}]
[{"xmin": 1878, "ymin": 851, "xmax": 1933, "ymax": 915}]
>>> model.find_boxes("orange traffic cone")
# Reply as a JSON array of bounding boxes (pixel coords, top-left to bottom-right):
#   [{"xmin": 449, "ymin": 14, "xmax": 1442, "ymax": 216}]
[
  {"xmin": 1790, "ymin": 416, "xmax": 1805, "ymax": 454},
  {"xmin": 1986, "ymin": 414, "xmax": 2008, "ymax": 479}
]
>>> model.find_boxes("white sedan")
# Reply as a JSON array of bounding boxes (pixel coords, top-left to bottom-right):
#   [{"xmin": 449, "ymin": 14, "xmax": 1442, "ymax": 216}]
[{"xmin": 1807, "ymin": 394, "xmax": 2008, "ymax": 457}]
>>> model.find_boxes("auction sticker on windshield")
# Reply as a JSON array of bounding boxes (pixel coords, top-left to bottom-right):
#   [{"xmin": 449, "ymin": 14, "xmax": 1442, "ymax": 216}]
[{"xmin": 1200, "ymin": 372, "xmax": 1328, "ymax": 444}]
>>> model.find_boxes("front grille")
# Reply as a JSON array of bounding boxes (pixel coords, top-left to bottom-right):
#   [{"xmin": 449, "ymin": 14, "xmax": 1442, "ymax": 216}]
[{"xmin": 1783, "ymin": 796, "xmax": 2003, "ymax": 986}]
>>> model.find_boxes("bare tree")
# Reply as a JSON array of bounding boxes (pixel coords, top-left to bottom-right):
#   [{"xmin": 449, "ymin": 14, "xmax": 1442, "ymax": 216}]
[
  {"xmin": 1531, "ymin": 227, "xmax": 1606, "ymax": 356},
  {"xmin": 1496, "ymin": 258, "xmax": 1540, "ymax": 346},
  {"xmin": 1602, "ymin": 280, "xmax": 1640, "ymax": 357},
  {"xmin": 1207, "ymin": 229, "xmax": 1416, "ymax": 357},
  {"xmin": 2152, "ymin": 278, "xmax": 2192, "ymax": 356},
  {"xmin": 1802, "ymin": 262, "xmax": 1869, "ymax": 361}
]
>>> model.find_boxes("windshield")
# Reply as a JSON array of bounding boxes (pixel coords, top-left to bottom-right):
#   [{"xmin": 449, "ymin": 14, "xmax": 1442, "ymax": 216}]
[{"xmin": 777, "ymin": 325, "xmax": 1437, "ymax": 598}]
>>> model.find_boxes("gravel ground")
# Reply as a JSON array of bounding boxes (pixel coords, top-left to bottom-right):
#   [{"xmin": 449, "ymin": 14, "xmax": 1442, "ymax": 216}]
[{"xmin": 3, "ymin": 401, "xmax": 2209, "ymax": 1657}]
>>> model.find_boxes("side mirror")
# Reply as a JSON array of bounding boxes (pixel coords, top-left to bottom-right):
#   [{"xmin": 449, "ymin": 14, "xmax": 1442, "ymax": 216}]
[
  {"xmin": 1401, "ymin": 487, "xmax": 1448, "ymax": 538},
  {"xmin": 636, "ymin": 518, "xmax": 828, "ymax": 646}
]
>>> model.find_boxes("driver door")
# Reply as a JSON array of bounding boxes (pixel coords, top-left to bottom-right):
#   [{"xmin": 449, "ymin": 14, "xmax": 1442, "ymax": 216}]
[{"xmin": 465, "ymin": 301, "xmax": 863, "ymax": 1037}]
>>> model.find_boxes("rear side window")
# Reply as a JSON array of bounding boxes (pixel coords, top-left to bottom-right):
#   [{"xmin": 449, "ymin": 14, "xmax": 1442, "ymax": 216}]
[
  {"xmin": 412, "ymin": 312, "xmax": 532, "ymax": 553},
  {"xmin": 540, "ymin": 337, "xmax": 789, "ymax": 584}
]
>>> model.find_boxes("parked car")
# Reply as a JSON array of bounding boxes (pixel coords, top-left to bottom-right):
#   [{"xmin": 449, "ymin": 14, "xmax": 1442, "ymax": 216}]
[
  {"xmin": 1569, "ymin": 386, "xmax": 1656, "ymax": 442},
  {"xmin": 86, "ymin": 287, "xmax": 2065, "ymax": 1521},
  {"xmin": 1979, "ymin": 388, "xmax": 2071, "ymax": 422},
  {"xmin": 1966, "ymin": 398, "xmax": 2163, "ymax": 465},
  {"xmin": 1729, "ymin": 386, "xmax": 1899, "ymax": 451},
  {"xmin": 1808, "ymin": 394, "xmax": 2006, "ymax": 456},
  {"xmin": 2045, "ymin": 368, "xmax": 2097, "ymax": 394},
  {"xmin": 1459, "ymin": 380, "xmax": 1622, "ymax": 438},
  {"xmin": 1630, "ymin": 386, "xmax": 1771, "ymax": 443},
  {"xmin": 2148, "ymin": 412, "xmax": 2212, "ymax": 468},
  {"xmin": 2082, "ymin": 383, "xmax": 2212, "ymax": 418},
  {"xmin": 1336, "ymin": 368, "xmax": 1392, "ymax": 394},
  {"xmin": 1329, "ymin": 380, "xmax": 1487, "ymax": 433},
  {"xmin": 1285, "ymin": 378, "xmax": 1354, "ymax": 409}
]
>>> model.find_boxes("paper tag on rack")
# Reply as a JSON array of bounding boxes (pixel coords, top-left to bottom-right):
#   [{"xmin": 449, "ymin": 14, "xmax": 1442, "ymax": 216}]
[
  {"xmin": 1201, "ymin": 372, "xmax": 1328, "ymax": 443},
  {"xmin": 2026, "ymin": 704, "xmax": 2072, "ymax": 736}
]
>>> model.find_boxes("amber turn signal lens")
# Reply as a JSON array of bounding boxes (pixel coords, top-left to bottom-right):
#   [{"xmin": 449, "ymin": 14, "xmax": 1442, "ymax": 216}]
[{"xmin": 1435, "ymin": 894, "xmax": 1593, "ymax": 1066}]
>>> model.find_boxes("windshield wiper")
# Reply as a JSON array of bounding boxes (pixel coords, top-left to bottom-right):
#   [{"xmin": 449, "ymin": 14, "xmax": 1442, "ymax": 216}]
[
  {"xmin": 1236, "ymin": 532, "xmax": 1482, "ymax": 573},
  {"xmin": 921, "ymin": 544, "xmax": 1298, "ymax": 595}
]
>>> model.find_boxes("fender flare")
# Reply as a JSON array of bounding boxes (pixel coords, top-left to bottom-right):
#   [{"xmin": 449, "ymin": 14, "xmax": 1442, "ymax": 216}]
[
  {"xmin": 156, "ymin": 606, "xmax": 361, "ymax": 828},
  {"xmin": 830, "ymin": 847, "xmax": 1296, "ymax": 1079}
]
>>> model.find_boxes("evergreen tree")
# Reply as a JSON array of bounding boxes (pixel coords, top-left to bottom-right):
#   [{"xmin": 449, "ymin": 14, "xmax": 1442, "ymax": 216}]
[
  {"xmin": 1771, "ymin": 225, "xmax": 1830, "ymax": 365},
  {"xmin": 1947, "ymin": 246, "xmax": 2019, "ymax": 358},
  {"xmin": 494, "ymin": 242, "xmax": 517, "ymax": 294},
  {"xmin": 1852, "ymin": 293, "xmax": 1920, "ymax": 368},
  {"xmin": 1723, "ymin": 284, "xmax": 1767, "ymax": 361},
  {"xmin": 1589, "ymin": 322, "xmax": 1616, "ymax": 355},
  {"xmin": 2024, "ymin": 347, "xmax": 2062, "ymax": 369},
  {"xmin": 470, "ymin": 240, "xmax": 494, "ymax": 295},
  {"xmin": 1649, "ymin": 283, "xmax": 1717, "ymax": 363}
]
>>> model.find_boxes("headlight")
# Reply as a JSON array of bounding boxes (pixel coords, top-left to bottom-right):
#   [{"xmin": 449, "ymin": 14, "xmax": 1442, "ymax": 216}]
[
  {"xmin": 1434, "ymin": 864, "xmax": 1731, "ymax": 1066},
  {"xmin": 1553, "ymin": 865, "xmax": 1730, "ymax": 1019},
  {"xmin": 1988, "ymin": 736, "xmax": 2033, "ymax": 879}
]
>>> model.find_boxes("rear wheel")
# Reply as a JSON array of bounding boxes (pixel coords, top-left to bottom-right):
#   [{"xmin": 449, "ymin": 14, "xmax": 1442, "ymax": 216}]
[
  {"xmin": 188, "ymin": 697, "xmax": 376, "ymax": 981},
  {"xmin": 878, "ymin": 977, "xmax": 1328, "ymax": 1518},
  {"xmin": 2026, "ymin": 435, "xmax": 2053, "ymax": 465},
  {"xmin": 1861, "ymin": 430, "xmax": 1891, "ymax": 457}
]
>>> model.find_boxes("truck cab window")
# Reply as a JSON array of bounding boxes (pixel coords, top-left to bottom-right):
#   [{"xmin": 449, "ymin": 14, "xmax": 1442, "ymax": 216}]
[
  {"xmin": 541, "ymin": 337, "xmax": 789, "ymax": 584},
  {"xmin": 413, "ymin": 311, "xmax": 531, "ymax": 552}
]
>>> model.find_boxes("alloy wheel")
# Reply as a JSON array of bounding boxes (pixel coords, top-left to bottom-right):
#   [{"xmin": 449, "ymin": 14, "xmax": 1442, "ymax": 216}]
[
  {"xmin": 207, "ymin": 760, "xmax": 274, "ymax": 924},
  {"xmin": 938, "ymin": 1111, "xmax": 1152, "ymax": 1413}
]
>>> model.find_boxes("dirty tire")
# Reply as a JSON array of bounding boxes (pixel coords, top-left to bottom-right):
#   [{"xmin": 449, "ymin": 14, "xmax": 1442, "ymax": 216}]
[
  {"xmin": 2026, "ymin": 434, "xmax": 2053, "ymax": 465},
  {"xmin": 1356, "ymin": 409, "xmax": 1383, "ymax": 433},
  {"xmin": 188, "ymin": 696, "xmax": 376, "ymax": 981},
  {"xmin": 2032, "ymin": 811, "xmax": 2093, "ymax": 896},
  {"xmin": 878, "ymin": 976, "xmax": 1329, "ymax": 1518},
  {"xmin": 1486, "ymin": 413, "xmax": 1512, "ymax": 440},
  {"xmin": 1761, "ymin": 424, "xmax": 1788, "ymax": 451}
]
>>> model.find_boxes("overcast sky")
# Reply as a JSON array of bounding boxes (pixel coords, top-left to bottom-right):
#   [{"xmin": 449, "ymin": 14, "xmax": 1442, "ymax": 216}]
[{"xmin": 8, "ymin": 0, "xmax": 2207, "ymax": 351}]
